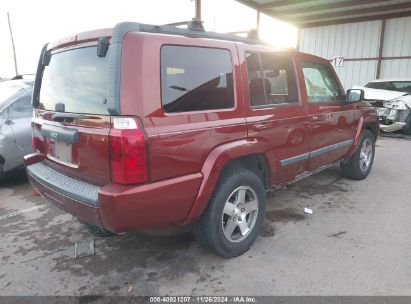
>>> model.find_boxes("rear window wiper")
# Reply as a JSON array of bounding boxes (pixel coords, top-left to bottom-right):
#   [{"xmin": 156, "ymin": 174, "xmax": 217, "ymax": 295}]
[
  {"xmin": 52, "ymin": 113, "xmax": 101, "ymax": 121},
  {"xmin": 169, "ymin": 85, "xmax": 188, "ymax": 92}
]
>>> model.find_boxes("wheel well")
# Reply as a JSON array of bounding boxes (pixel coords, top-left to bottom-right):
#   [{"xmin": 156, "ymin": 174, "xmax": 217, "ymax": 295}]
[
  {"xmin": 221, "ymin": 154, "xmax": 271, "ymax": 190},
  {"xmin": 364, "ymin": 123, "xmax": 378, "ymax": 139}
]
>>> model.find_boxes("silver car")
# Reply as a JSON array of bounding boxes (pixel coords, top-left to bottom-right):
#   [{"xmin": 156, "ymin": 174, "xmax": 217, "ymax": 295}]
[{"xmin": 0, "ymin": 78, "xmax": 34, "ymax": 180}]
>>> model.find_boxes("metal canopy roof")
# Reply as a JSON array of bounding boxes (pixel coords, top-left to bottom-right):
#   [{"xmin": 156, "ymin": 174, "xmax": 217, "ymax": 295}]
[{"xmin": 236, "ymin": 0, "xmax": 411, "ymax": 28}]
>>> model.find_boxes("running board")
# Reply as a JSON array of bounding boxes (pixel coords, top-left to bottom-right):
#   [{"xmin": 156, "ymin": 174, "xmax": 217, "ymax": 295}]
[{"xmin": 267, "ymin": 160, "xmax": 342, "ymax": 193}]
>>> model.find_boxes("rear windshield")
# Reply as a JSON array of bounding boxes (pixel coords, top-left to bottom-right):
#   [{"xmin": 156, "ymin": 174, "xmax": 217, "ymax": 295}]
[
  {"xmin": 39, "ymin": 46, "xmax": 108, "ymax": 114},
  {"xmin": 365, "ymin": 81, "xmax": 411, "ymax": 93}
]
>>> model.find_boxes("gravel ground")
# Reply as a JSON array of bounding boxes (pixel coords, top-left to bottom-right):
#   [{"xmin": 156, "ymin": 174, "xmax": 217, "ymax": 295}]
[{"xmin": 1, "ymin": 137, "xmax": 410, "ymax": 296}]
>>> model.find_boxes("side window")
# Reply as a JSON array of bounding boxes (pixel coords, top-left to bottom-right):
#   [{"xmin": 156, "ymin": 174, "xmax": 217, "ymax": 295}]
[
  {"xmin": 246, "ymin": 52, "xmax": 298, "ymax": 107},
  {"xmin": 8, "ymin": 94, "xmax": 33, "ymax": 119},
  {"xmin": 302, "ymin": 61, "xmax": 340, "ymax": 103},
  {"xmin": 161, "ymin": 46, "xmax": 234, "ymax": 113},
  {"xmin": 260, "ymin": 54, "xmax": 298, "ymax": 105},
  {"xmin": 245, "ymin": 53, "xmax": 265, "ymax": 106}
]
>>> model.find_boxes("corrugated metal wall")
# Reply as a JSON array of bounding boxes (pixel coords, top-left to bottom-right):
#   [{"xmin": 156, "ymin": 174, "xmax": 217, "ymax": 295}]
[
  {"xmin": 299, "ymin": 16, "xmax": 411, "ymax": 90},
  {"xmin": 381, "ymin": 17, "xmax": 411, "ymax": 78}
]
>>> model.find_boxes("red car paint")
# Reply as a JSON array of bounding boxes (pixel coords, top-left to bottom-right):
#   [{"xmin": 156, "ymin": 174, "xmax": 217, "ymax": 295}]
[{"xmin": 25, "ymin": 25, "xmax": 379, "ymax": 233}]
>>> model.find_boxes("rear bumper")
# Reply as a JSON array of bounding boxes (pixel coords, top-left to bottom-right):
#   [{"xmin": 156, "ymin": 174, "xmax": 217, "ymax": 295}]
[{"xmin": 25, "ymin": 153, "xmax": 203, "ymax": 232}]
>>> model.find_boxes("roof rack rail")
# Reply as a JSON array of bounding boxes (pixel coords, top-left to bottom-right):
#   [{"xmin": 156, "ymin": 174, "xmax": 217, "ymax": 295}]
[
  {"xmin": 224, "ymin": 29, "xmax": 260, "ymax": 40},
  {"xmin": 145, "ymin": 20, "xmax": 263, "ymax": 45},
  {"xmin": 187, "ymin": 18, "xmax": 205, "ymax": 31},
  {"xmin": 165, "ymin": 18, "xmax": 205, "ymax": 31}
]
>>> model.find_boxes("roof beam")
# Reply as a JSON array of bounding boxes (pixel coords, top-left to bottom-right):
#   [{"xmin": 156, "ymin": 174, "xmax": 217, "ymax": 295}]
[
  {"xmin": 236, "ymin": 0, "xmax": 297, "ymax": 24},
  {"xmin": 258, "ymin": 0, "xmax": 317, "ymax": 10},
  {"xmin": 297, "ymin": 2, "xmax": 411, "ymax": 21},
  {"xmin": 300, "ymin": 10, "xmax": 411, "ymax": 28},
  {"xmin": 270, "ymin": 0, "xmax": 388, "ymax": 16}
]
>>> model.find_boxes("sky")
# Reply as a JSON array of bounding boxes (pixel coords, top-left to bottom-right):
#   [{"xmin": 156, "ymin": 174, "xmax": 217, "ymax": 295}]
[{"xmin": 0, "ymin": 0, "xmax": 298, "ymax": 78}]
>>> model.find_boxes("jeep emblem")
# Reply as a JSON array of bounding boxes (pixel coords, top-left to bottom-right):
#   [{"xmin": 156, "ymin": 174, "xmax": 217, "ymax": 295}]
[{"xmin": 50, "ymin": 132, "xmax": 58, "ymax": 140}]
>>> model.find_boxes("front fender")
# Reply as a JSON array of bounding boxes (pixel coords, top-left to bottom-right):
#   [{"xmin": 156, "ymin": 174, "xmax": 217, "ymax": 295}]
[
  {"xmin": 183, "ymin": 138, "xmax": 272, "ymax": 223},
  {"xmin": 347, "ymin": 112, "xmax": 379, "ymax": 158}
]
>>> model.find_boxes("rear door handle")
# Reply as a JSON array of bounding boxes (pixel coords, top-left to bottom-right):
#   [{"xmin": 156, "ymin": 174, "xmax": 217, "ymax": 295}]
[
  {"xmin": 252, "ymin": 122, "xmax": 274, "ymax": 130},
  {"xmin": 311, "ymin": 114, "xmax": 331, "ymax": 122}
]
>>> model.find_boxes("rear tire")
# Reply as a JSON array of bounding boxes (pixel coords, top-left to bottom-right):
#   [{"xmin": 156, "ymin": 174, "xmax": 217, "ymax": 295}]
[
  {"xmin": 194, "ymin": 168, "xmax": 266, "ymax": 258},
  {"xmin": 341, "ymin": 129, "xmax": 375, "ymax": 180}
]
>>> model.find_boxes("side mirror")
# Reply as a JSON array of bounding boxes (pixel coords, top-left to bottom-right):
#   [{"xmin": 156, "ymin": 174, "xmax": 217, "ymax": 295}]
[{"xmin": 346, "ymin": 89, "xmax": 364, "ymax": 103}]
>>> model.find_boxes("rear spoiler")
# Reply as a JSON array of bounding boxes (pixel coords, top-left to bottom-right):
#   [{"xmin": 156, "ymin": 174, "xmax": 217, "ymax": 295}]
[{"xmin": 32, "ymin": 43, "xmax": 49, "ymax": 108}]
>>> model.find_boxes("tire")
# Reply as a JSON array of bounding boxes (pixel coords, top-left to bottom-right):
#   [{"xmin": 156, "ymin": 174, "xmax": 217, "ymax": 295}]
[
  {"xmin": 402, "ymin": 113, "xmax": 411, "ymax": 135},
  {"xmin": 83, "ymin": 223, "xmax": 117, "ymax": 237},
  {"xmin": 341, "ymin": 129, "xmax": 375, "ymax": 180},
  {"xmin": 194, "ymin": 168, "xmax": 266, "ymax": 258}
]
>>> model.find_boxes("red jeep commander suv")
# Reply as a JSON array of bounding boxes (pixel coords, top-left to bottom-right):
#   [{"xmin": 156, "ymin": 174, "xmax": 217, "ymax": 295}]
[{"xmin": 25, "ymin": 21, "xmax": 378, "ymax": 257}]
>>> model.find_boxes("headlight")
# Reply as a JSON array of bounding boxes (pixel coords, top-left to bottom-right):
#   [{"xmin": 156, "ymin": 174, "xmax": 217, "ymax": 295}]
[{"xmin": 387, "ymin": 109, "xmax": 398, "ymax": 120}]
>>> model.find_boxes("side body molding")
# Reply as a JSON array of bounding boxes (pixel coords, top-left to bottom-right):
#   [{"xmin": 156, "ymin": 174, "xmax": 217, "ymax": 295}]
[{"xmin": 183, "ymin": 138, "xmax": 273, "ymax": 223}]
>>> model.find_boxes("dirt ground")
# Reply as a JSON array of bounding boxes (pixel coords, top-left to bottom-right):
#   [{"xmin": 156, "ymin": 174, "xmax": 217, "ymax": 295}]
[{"xmin": 1, "ymin": 137, "xmax": 411, "ymax": 296}]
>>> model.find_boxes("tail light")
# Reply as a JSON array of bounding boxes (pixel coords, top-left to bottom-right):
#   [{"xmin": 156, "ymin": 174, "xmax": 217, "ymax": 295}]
[
  {"xmin": 109, "ymin": 117, "xmax": 148, "ymax": 185},
  {"xmin": 32, "ymin": 136, "xmax": 37, "ymax": 150},
  {"xmin": 32, "ymin": 136, "xmax": 43, "ymax": 152}
]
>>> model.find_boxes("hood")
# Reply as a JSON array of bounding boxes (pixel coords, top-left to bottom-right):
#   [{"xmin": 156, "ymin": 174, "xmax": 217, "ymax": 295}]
[
  {"xmin": 383, "ymin": 94, "xmax": 411, "ymax": 110},
  {"xmin": 352, "ymin": 85, "xmax": 406, "ymax": 102}
]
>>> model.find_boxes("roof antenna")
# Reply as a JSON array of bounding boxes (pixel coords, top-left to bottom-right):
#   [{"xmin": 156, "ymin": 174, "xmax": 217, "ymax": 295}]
[{"xmin": 188, "ymin": 17, "xmax": 205, "ymax": 31}]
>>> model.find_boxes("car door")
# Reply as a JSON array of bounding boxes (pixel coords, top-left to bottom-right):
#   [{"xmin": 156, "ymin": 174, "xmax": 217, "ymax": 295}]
[
  {"xmin": 238, "ymin": 47, "xmax": 310, "ymax": 184},
  {"xmin": 6, "ymin": 93, "xmax": 33, "ymax": 158},
  {"xmin": 298, "ymin": 57, "xmax": 355, "ymax": 171}
]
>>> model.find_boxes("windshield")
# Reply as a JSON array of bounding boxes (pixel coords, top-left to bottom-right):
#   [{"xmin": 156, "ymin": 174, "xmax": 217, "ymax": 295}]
[
  {"xmin": 0, "ymin": 81, "xmax": 29, "ymax": 106},
  {"xmin": 365, "ymin": 81, "xmax": 411, "ymax": 93},
  {"xmin": 39, "ymin": 46, "xmax": 109, "ymax": 114}
]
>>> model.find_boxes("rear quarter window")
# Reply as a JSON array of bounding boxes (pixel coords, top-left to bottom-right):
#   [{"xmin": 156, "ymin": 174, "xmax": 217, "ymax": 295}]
[{"xmin": 160, "ymin": 45, "xmax": 234, "ymax": 113}]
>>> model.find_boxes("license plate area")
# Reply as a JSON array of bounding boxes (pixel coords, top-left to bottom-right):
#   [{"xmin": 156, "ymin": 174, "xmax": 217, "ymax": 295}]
[{"xmin": 48, "ymin": 139, "xmax": 78, "ymax": 168}]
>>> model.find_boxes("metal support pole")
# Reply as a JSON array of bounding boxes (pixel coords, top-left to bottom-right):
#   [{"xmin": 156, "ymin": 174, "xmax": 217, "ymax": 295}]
[
  {"xmin": 376, "ymin": 19, "xmax": 386, "ymax": 79},
  {"xmin": 195, "ymin": 0, "xmax": 201, "ymax": 19},
  {"xmin": 7, "ymin": 12, "xmax": 18, "ymax": 76},
  {"xmin": 256, "ymin": 10, "xmax": 261, "ymax": 32}
]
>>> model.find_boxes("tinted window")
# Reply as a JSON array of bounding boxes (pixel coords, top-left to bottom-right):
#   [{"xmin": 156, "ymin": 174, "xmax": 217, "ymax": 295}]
[
  {"xmin": 246, "ymin": 52, "xmax": 298, "ymax": 106},
  {"xmin": 260, "ymin": 54, "xmax": 298, "ymax": 104},
  {"xmin": 161, "ymin": 46, "xmax": 234, "ymax": 113},
  {"xmin": 39, "ymin": 47, "xmax": 108, "ymax": 114},
  {"xmin": 9, "ymin": 94, "xmax": 32, "ymax": 119},
  {"xmin": 302, "ymin": 61, "xmax": 340, "ymax": 103},
  {"xmin": 245, "ymin": 53, "xmax": 265, "ymax": 106}
]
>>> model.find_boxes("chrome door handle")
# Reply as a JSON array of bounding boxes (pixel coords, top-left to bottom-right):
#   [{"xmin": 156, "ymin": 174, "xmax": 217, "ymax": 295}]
[
  {"xmin": 253, "ymin": 122, "xmax": 273, "ymax": 130},
  {"xmin": 311, "ymin": 114, "xmax": 330, "ymax": 122}
]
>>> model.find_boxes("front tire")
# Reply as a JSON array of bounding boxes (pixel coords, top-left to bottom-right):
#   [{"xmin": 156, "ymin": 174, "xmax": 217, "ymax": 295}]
[
  {"xmin": 194, "ymin": 168, "xmax": 266, "ymax": 258},
  {"xmin": 341, "ymin": 129, "xmax": 375, "ymax": 180}
]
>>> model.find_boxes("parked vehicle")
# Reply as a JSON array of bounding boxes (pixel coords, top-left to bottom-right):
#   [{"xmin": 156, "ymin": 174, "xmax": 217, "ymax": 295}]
[
  {"xmin": 25, "ymin": 21, "xmax": 378, "ymax": 257},
  {"xmin": 0, "ymin": 78, "xmax": 34, "ymax": 180},
  {"xmin": 353, "ymin": 79, "xmax": 411, "ymax": 133}
]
